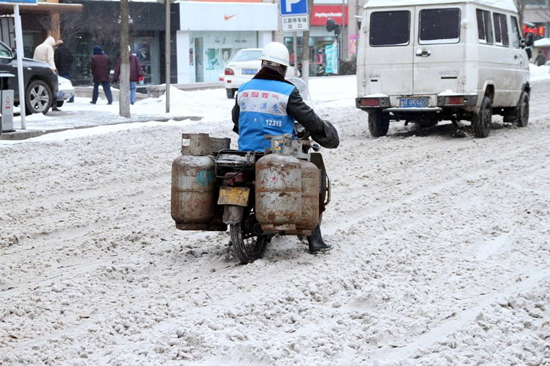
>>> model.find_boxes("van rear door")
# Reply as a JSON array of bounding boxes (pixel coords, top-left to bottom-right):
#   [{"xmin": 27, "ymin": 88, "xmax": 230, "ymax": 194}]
[
  {"xmin": 363, "ymin": 8, "xmax": 415, "ymax": 95},
  {"xmin": 413, "ymin": 6, "xmax": 464, "ymax": 95}
]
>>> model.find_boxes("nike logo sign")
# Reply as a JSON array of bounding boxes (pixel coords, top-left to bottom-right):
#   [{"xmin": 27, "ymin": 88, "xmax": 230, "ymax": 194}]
[{"xmin": 224, "ymin": 14, "xmax": 236, "ymax": 20}]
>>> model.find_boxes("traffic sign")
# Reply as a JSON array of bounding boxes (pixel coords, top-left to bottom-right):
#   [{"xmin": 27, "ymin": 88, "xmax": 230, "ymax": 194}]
[
  {"xmin": 281, "ymin": 15, "xmax": 309, "ymax": 31},
  {"xmin": 0, "ymin": 0, "xmax": 37, "ymax": 4},
  {"xmin": 280, "ymin": 0, "xmax": 308, "ymax": 16}
]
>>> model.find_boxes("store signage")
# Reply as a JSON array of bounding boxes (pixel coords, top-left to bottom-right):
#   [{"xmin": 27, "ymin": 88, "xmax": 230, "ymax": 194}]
[
  {"xmin": 523, "ymin": 24, "xmax": 546, "ymax": 38},
  {"xmin": 180, "ymin": 2, "xmax": 277, "ymax": 31},
  {"xmin": 311, "ymin": 5, "xmax": 348, "ymax": 26},
  {"xmin": 192, "ymin": 0, "xmax": 261, "ymax": 2}
]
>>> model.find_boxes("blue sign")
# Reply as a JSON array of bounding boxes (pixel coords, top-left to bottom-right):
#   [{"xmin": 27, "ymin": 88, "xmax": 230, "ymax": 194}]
[
  {"xmin": 280, "ymin": 0, "xmax": 308, "ymax": 16},
  {"xmin": 0, "ymin": 0, "xmax": 37, "ymax": 3}
]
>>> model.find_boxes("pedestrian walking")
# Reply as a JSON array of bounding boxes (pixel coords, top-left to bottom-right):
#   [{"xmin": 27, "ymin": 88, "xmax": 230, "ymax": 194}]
[
  {"xmin": 34, "ymin": 36, "xmax": 61, "ymax": 111},
  {"xmin": 54, "ymin": 40, "xmax": 74, "ymax": 102},
  {"xmin": 34, "ymin": 36, "xmax": 57, "ymax": 72},
  {"xmin": 534, "ymin": 51, "xmax": 546, "ymax": 66},
  {"xmin": 90, "ymin": 46, "xmax": 113, "ymax": 105},
  {"xmin": 113, "ymin": 46, "xmax": 144, "ymax": 105}
]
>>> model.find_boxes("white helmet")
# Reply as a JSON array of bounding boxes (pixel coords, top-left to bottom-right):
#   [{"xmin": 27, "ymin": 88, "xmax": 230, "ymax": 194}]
[{"xmin": 259, "ymin": 42, "xmax": 290, "ymax": 67}]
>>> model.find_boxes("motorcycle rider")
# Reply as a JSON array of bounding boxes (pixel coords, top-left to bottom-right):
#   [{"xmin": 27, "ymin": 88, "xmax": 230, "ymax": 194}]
[{"xmin": 231, "ymin": 41, "xmax": 339, "ymax": 254}]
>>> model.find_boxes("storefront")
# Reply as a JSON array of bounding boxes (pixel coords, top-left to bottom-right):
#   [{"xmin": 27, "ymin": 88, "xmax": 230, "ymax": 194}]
[
  {"xmin": 283, "ymin": 4, "xmax": 348, "ymax": 76},
  {"xmin": 177, "ymin": 2, "xmax": 277, "ymax": 83},
  {"xmin": 523, "ymin": 23, "xmax": 547, "ymax": 40},
  {"xmin": 61, "ymin": 0, "xmax": 178, "ymax": 86}
]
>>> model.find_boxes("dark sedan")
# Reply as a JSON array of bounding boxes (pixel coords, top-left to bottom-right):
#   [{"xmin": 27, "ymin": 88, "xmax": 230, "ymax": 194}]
[{"xmin": 0, "ymin": 41, "xmax": 58, "ymax": 115}]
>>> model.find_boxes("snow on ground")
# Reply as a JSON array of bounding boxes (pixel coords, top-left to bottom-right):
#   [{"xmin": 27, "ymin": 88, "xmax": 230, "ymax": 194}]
[
  {"xmin": 0, "ymin": 73, "xmax": 549, "ymax": 365},
  {"xmin": 529, "ymin": 64, "xmax": 550, "ymax": 82}
]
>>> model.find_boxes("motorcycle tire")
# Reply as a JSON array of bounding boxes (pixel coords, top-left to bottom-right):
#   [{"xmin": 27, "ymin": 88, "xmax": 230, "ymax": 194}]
[{"xmin": 230, "ymin": 223, "xmax": 270, "ymax": 264}]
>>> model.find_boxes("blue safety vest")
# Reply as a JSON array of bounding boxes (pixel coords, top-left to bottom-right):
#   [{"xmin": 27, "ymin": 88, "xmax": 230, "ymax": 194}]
[{"xmin": 237, "ymin": 78, "xmax": 296, "ymax": 152}]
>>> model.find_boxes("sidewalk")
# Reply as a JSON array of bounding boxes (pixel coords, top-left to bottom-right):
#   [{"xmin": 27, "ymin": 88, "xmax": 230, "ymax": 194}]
[{"xmin": 0, "ymin": 83, "xmax": 217, "ymax": 141}]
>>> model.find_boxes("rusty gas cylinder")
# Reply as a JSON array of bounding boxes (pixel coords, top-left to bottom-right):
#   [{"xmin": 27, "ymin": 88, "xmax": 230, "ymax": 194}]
[
  {"xmin": 171, "ymin": 154, "xmax": 215, "ymax": 230},
  {"xmin": 255, "ymin": 154, "xmax": 302, "ymax": 231},
  {"xmin": 296, "ymin": 160, "xmax": 320, "ymax": 232}
]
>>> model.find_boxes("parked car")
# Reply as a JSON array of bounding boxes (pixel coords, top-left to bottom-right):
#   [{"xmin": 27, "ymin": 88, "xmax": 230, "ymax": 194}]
[
  {"xmin": 224, "ymin": 48, "xmax": 300, "ymax": 99},
  {"xmin": 57, "ymin": 76, "xmax": 75, "ymax": 108},
  {"xmin": 355, "ymin": 0, "xmax": 531, "ymax": 138},
  {"xmin": 0, "ymin": 41, "xmax": 58, "ymax": 115}
]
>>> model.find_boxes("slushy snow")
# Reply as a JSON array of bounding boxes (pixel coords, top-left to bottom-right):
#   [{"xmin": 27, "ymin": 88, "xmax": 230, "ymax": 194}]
[{"xmin": 1, "ymin": 70, "xmax": 549, "ymax": 365}]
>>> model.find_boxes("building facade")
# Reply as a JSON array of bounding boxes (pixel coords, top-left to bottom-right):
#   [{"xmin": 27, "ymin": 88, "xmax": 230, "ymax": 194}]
[{"xmin": 177, "ymin": 1, "xmax": 277, "ymax": 83}]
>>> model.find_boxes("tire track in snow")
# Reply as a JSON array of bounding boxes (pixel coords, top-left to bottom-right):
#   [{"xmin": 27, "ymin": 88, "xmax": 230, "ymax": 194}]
[
  {"xmin": 371, "ymin": 268, "xmax": 550, "ymax": 362},
  {"xmin": 323, "ymin": 139, "xmax": 549, "ymax": 237}
]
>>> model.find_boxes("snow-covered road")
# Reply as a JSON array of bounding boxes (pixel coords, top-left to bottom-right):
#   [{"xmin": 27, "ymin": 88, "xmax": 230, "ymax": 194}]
[{"xmin": 1, "ymin": 75, "xmax": 549, "ymax": 365}]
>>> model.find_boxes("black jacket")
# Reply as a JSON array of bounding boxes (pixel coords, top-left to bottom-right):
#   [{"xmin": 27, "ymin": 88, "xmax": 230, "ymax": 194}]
[
  {"xmin": 232, "ymin": 67, "xmax": 339, "ymax": 149},
  {"xmin": 54, "ymin": 45, "xmax": 73, "ymax": 76}
]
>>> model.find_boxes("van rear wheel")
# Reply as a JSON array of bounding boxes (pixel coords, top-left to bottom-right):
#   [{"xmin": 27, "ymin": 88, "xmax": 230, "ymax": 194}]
[
  {"xmin": 368, "ymin": 110, "xmax": 390, "ymax": 137},
  {"xmin": 472, "ymin": 96, "xmax": 492, "ymax": 138},
  {"xmin": 515, "ymin": 91, "xmax": 529, "ymax": 128}
]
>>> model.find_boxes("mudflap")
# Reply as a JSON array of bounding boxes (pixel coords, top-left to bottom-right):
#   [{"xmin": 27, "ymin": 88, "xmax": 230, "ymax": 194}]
[
  {"xmin": 310, "ymin": 152, "xmax": 329, "ymax": 213},
  {"xmin": 223, "ymin": 205, "xmax": 244, "ymax": 225}
]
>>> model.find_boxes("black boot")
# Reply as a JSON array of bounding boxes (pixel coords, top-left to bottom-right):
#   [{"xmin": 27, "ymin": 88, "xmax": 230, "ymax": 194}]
[{"xmin": 307, "ymin": 224, "xmax": 333, "ymax": 253}]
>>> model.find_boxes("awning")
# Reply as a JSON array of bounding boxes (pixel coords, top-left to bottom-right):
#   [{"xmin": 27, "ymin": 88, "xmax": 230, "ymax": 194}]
[
  {"xmin": 0, "ymin": 2, "xmax": 82, "ymax": 14},
  {"xmin": 534, "ymin": 38, "xmax": 550, "ymax": 47}
]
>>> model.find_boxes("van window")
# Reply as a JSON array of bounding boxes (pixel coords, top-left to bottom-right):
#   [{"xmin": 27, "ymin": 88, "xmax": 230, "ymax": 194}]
[
  {"xmin": 493, "ymin": 13, "xmax": 509, "ymax": 46},
  {"xmin": 476, "ymin": 9, "xmax": 494, "ymax": 44},
  {"xmin": 370, "ymin": 11, "xmax": 411, "ymax": 47},
  {"xmin": 419, "ymin": 8, "xmax": 461, "ymax": 44},
  {"xmin": 510, "ymin": 16, "xmax": 522, "ymax": 48}
]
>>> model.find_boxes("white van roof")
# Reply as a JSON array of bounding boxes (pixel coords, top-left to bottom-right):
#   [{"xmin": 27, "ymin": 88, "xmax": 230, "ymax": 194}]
[{"xmin": 364, "ymin": 0, "xmax": 517, "ymax": 12}]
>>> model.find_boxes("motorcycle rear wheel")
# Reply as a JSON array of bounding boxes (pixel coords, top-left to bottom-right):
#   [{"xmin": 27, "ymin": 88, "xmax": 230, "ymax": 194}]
[{"xmin": 230, "ymin": 223, "xmax": 269, "ymax": 264}]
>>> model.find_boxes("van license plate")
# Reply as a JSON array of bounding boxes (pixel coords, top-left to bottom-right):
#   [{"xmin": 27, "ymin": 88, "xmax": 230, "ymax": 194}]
[
  {"xmin": 399, "ymin": 98, "xmax": 429, "ymax": 108},
  {"xmin": 242, "ymin": 69, "xmax": 257, "ymax": 75},
  {"xmin": 218, "ymin": 187, "xmax": 250, "ymax": 207}
]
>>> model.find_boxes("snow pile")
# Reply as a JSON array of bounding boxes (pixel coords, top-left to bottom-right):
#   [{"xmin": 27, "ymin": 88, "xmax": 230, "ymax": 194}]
[{"xmin": 529, "ymin": 64, "xmax": 550, "ymax": 82}]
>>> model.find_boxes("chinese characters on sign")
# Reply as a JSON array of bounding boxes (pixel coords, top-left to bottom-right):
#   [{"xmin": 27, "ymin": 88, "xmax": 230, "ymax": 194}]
[{"xmin": 281, "ymin": 15, "xmax": 309, "ymax": 31}]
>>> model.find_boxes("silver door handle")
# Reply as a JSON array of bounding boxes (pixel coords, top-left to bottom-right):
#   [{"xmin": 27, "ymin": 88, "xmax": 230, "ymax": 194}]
[{"xmin": 416, "ymin": 49, "xmax": 431, "ymax": 57}]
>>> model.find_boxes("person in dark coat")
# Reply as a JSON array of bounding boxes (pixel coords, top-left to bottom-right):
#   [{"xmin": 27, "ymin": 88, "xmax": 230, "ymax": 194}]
[
  {"xmin": 535, "ymin": 51, "xmax": 546, "ymax": 66},
  {"xmin": 90, "ymin": 45, "xmax": 113, "ymax": 105},
  {"xmin": 54, "ymin": 40, "xmax": 74, "ymax": 102},
  {"xmin": 112, "ymin": 46, "xmax": 144, "ymax": 105},
  {"xmin": 231, "ymin": 42, "xmax": 339, "ymax": 254}
]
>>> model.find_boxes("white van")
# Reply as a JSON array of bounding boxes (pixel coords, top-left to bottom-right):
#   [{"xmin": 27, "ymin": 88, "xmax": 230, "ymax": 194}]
[{"xmin": 355, "ymin": 0, "xmax": 530, "ymax": 138}]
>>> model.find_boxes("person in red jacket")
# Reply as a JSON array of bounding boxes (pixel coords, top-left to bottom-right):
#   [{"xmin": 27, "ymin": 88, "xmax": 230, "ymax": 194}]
[
  {"xmin": 90, "ymin": 46, "xmax": 113, "ymax": 105},
  {"xmin": 112, "ymin": 46, "xmax": 144, "ymax": 105}
]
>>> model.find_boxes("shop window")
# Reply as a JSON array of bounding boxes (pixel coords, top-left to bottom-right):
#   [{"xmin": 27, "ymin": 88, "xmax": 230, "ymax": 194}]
[
  {"xmin": 419, "ymin": 8, "xmax": 460, "ymax": 44},
  {"xmin": 133, "ymin": 35, "xmax": 160, "ymax": 85},
  {"xmin": 73, "ymin": 33, "xmax": 93, "ymax": 86}
]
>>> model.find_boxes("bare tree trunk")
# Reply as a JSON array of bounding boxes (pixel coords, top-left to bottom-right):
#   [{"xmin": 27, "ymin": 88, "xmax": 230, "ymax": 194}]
[
  {"xmin": 119, "ymin": 0, "xmax": 131, "ymax": 118},
  {"xmin": 516, "ymin": 0, "xmax": 526, "ymax": 31},
  {"xmin": 301, "ymin": 0, "xmax": 315, "ymax": 85}
]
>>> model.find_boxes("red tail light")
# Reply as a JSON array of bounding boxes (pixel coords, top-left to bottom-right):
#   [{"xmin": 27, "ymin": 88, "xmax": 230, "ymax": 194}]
[
  {"xmin": 360, "ymin": 98, "xmax": 380, "ymax": 107},
  {"xmin": 225, "ymin": 68, "xmax": 234, "ymax": 76},
  {"xmin": 446, "ymin": 96, "xmax": 464, "ymax": 105}
]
